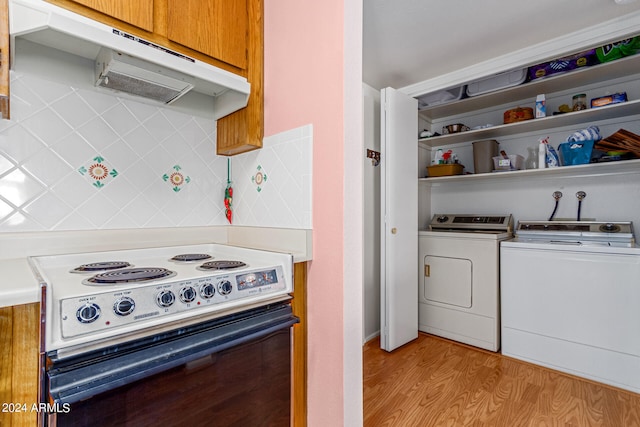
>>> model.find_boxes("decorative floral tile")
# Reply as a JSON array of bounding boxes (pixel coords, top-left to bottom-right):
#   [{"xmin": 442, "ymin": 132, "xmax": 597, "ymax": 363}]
[
  {"xmin": 78, "ymin": 156, "xmax": 118, "ymax": 189},
  {"xmin": 251, "ymin": 165, "xmax": 268, "ymax": 192},
  {"xmin": 162, "ymin": 165, "xmax": 191, "ymax": 192}
]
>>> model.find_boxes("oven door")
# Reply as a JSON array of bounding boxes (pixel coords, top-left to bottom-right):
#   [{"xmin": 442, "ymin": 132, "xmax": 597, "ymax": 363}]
[{"xmin": 44, "ymin": 303, "xmax": 298, "ymax": 427}]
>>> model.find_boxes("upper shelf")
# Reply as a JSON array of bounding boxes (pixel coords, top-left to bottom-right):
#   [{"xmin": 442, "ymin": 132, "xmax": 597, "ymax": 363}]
[
  {"xmin": 419, "ymin": 158, "xmax": 640, "ymax": 185},
  {"xmin": 418, "ymin": 99, "xmax": 640, "ymax": 148},
  {"xmin": 418, "ymin": 53, "xmax": 640, "ymax": 122}
]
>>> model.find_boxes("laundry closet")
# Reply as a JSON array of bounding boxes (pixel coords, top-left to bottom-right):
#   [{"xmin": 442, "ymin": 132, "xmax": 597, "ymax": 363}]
[{"xmin": 366, "ymin": 13, "xmax": 640, "ymax": 393}]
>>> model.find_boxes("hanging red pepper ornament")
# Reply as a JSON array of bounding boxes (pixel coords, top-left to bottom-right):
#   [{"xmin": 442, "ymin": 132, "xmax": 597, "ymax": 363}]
[{"xmin": 224, "ymin": 158, "xmax": 233, "ymax": 224}]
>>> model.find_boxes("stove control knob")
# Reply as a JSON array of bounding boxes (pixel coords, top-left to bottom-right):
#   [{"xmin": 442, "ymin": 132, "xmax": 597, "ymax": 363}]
[
  {"xmin": 179, "ymin": 286, "xmax": 197, "ymax": 303},
  {"xmin": 200, "ymin": 282, "xmax": 216, "ymax": 299},
  {"xmin": 437, "ymin": 215, "xmax": 449, "ymax": 223},
  {"xmin": 76, "ymin": 303, "xmax": 101, "ymax": 324},
  {"xmin": 218, "ymin": 280, "xmax": 233, "ymax": 296},
  {"xmin": 156, "ymin": 290, "xmax": 176, "ymax": 308},
  {"xmin": 113, "ymin": 297, "xmax": 135, "ymax": 316}
]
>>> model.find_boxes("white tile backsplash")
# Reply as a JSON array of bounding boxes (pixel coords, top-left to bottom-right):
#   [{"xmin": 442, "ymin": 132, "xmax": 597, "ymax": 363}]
[
  {"xmin": 234, "ymin": 124, "xmax": 313, "ymax": 229},
  {"xmin": 0, "ymin": 124, "xmax": 46, "ymax": 162},
  {"xmin": 0, "ymin": 70, "xmax": 312, "ymax": 232}
]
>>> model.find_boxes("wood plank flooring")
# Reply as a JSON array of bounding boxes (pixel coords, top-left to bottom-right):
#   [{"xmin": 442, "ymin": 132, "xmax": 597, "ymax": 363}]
[{"xmin": 363, "ymin": 333, "xmax": 640, "ymax": 427}]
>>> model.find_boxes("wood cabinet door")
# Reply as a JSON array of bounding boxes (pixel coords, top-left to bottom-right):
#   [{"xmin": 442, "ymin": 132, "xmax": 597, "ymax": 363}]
[
  {"xmin": 0, "ymin": 304, "xmax": 39, "ymax": 427},
  {"xmin": 69, "ymin": 0, "xmax": 154, "ymax": 32},
  {"xmin": 167, "ymin": 0, "xmax": 247, "ymax": 70},
  {"xmin": 216, "ymin": 0, "xmax": 261, "ymax": 155}
]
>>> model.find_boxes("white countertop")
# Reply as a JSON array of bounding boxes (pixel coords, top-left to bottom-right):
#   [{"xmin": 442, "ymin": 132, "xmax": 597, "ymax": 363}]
[
  {"xmin": 0, "ymin": 257, "xmax": 41, "ymax": 308},
  {"xmin": 0, "ymin": 226, "xmax": 312, "ymax": 308}
]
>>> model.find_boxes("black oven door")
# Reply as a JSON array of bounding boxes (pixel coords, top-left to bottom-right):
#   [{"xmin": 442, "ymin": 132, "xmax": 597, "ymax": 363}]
[{"xmin": 44, "ymin": 303, "xmax": 298, "ymax": 427}]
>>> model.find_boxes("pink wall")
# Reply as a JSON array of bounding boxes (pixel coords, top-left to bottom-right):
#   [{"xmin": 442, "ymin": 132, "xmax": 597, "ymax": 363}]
[{"xmin": 264, "ymin": 1, "xmax": 345, "ymax": 425}]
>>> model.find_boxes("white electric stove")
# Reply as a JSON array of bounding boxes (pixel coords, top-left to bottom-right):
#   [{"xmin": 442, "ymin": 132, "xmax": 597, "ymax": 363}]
[{"xmin": 29, "ymin": 243, "xmax": 293, "ymax": 357}]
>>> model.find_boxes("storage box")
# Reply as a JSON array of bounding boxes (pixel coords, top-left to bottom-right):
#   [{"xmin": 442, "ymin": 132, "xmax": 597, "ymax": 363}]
[
  {"xmin": 492, "ymin": 155, "xmax": 524, "ymax": 171},
  {"xmin": 528, "ymin": 49, "xmax": 598, "ymax": 81},
  {"xmin": 473, "ymin": 140, "xmax": 499, "ymax": 174},
  {"xmin": 559, "ymin": 140, "xmax": 595, "ymax": 165},
  {"xmin": 503, "ymin": 107, "xmax": 533, "ymax": 124},
  {"xmin": 427, "ymin": 164, "xmax": 464, "ymax": 177},
  {"xmin": 417, "ymin": 86, "xmax": 464, "ymax": 109},
  {"xmin": 466, "ymin": 69, "xmax": 527, "ymax": 97},
  {"xmin": 591, "ymin": 92, "xmax": 627, "ymax": 108}
]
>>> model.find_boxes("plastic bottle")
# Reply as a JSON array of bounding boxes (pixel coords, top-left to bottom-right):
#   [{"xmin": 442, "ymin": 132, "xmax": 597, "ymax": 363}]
[
  {"xmin": 525, "ymin": 146, "xmax": 538, "ymax": 169},
  {"xmin": 536, "ymin": 94, "xmax": 546, "ymax": 118},
  {"xmin": 433, "ymin": 148, "xmax": 444, "ymax": 165},
  {"xmin": 546, "ymin": 143, "xmax": 560, "ymax": 168},
  {"xmin": 538, "ymin": 138, "xmax": 547, "ymax": 169}
]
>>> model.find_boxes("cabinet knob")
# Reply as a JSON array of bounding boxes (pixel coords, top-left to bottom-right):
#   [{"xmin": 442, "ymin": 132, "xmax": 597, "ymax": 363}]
[{"xmin": 391, "ymin": 228, "xmax": 397, "ymax": 234}]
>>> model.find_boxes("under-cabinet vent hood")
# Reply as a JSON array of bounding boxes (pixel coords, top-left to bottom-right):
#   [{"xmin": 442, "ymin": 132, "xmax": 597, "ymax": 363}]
[
  {"xmin": 95, "ymin": 48, "xmax": 194, "ymax": 104},
  {"xmin": 8, "ymin": 0, "xmax": 250, "ymax": 118}
]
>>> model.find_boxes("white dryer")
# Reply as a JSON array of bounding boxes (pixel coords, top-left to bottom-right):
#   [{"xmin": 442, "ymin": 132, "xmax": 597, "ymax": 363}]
[{"xmin": 419, "ymin": 214, "xmax": 513, "ymax": 351}]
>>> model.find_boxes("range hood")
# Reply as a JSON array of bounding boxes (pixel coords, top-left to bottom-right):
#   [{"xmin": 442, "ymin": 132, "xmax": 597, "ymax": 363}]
[{"xmin": 8, "ymin": 0, "xmax": 250, "ymax": 118}]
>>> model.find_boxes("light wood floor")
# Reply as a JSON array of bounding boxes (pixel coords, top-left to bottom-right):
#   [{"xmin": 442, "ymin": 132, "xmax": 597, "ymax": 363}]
[{"xmin": 363, "ymin": 333, "xmax": 640, "ymax": 427}]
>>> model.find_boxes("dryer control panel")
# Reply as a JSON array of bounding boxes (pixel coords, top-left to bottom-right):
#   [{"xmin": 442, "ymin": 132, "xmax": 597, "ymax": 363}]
[{"xmin": 428, "ymin": 214, "xmax": 513, "ymax": 232}]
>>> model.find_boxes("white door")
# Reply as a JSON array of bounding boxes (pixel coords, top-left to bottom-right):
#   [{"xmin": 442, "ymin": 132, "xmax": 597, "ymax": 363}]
[
  {"xmin": 423, "ymin": 255, "xmax": 472, "ymax": 308},
  {"xmin": 380, "ymin": 87, "xmax": 418, "ymax": 351}
]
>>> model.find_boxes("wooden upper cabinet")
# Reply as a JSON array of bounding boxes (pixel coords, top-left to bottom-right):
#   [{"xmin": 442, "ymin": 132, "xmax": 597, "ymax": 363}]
[
  {"xmin": 216, "ymin": 0, "xmax": 262, "ymax": 155},
  {"xmin": 69, "ymin": 0, "xmax": 154, "ymax": 32},
  {"xmin": 47, "ymin": 0, "xmax": 249, "ymax": 74},
  {"xmin": 167, "ymin": 0, "xmax": 248, "ymax": 70}
]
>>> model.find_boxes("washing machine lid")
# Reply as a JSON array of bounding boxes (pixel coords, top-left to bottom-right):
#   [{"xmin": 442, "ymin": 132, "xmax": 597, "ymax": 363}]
[{"xmin": 515, "ymin": 220, "xmax": 635, "ymax": 246}]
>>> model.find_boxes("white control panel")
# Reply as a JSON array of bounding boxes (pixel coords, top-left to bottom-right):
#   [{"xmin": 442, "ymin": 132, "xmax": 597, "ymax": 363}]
[{"xmin": 60, "ymin": 266, "xmax": 287, "ymax": 338}]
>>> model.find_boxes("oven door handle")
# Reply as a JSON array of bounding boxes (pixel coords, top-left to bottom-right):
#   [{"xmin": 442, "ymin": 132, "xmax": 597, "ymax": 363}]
[{"xmin": 47, "ymin": 305, "xmax": 298, "ymax": 405}]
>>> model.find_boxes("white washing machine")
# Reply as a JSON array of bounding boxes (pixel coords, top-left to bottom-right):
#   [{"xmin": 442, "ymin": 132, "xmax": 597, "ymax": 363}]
[
  {"xmin": 419, "ymin": 214, "xmax": 513, "ymax": 351},
  {"xmin": 501, "ymin": 220, "xmax": 640, "ymax": 394}
]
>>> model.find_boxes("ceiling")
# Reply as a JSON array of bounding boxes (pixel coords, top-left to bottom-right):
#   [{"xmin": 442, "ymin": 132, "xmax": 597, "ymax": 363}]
[{"xmin": 363, "ymin": 0, "xmax": 640, "ymax": 91}]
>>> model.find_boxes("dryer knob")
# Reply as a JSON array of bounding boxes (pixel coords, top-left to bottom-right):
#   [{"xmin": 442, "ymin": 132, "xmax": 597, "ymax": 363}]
[{"xmin": 437, "ymin": 215, "xmax": 449, "ymax": 223}]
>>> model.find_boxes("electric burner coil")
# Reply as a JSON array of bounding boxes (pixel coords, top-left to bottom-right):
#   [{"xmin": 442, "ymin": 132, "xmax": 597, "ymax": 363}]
[
  {"xmin": 170, "ymin": 254, "xmax": 213, "ymax": 262},
  {"xmin": 85, "ymin": 267, "xmax": 176, "ymax": 284},
  {"xmin": 199, "ymin": 260, "xmax": 247, "ymax": 270},
  {"xmin": 72, "ymin": 261, "xmax": 132, "ymax": 273}
]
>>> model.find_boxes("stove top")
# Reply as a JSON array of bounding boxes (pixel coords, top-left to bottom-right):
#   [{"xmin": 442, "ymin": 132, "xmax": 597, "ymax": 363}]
[{"xmin": 29, "ymin": 244, "xmax": 293, "ymax": 355}]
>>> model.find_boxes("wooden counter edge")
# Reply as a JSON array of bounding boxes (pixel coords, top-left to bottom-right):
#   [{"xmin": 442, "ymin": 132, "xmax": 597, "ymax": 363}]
[{"xmin": 292, "ymin": 262, "xmax": 307, "ymax": 427}]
